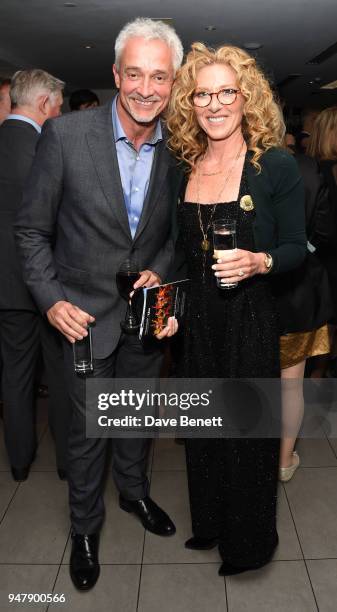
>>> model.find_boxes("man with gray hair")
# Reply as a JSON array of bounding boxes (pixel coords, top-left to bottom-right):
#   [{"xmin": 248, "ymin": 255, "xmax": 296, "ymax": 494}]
[
  {"xmin": 0, "ymin": 69, "xmax": 69, "ymax": 485},
  {"xmin": 8, "ymin": 69, "xmax": 63, "ymax": 126},
  {"xmin": 15, "ymin": 19, "xmax": 183, "ymax": 590}
]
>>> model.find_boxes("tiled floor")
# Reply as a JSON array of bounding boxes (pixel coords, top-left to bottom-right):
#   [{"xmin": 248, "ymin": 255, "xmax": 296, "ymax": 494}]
[{"xmin": 1, "ymin": 403, "xmax": 337, "ymax": 611}]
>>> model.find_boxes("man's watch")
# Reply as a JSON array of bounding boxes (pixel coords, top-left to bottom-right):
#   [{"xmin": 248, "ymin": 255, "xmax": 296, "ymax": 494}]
[{"xmin": 263, "ymin": 252, "xmax": 273, "ymax": 273}]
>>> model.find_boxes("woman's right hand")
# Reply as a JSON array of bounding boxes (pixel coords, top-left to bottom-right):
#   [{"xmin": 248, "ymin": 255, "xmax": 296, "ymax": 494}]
[{"xmin": 156, "ymin": 316, "xmax": 179, "ymax": 340}]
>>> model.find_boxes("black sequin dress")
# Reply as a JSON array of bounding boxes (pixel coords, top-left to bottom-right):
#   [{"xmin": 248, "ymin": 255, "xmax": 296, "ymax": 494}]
[{"xmin": 177, "ymin": 161, "xmax": 280, "ymax": 569}]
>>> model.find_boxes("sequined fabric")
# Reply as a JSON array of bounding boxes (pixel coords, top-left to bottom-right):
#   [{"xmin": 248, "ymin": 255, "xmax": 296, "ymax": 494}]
[
  {"xmin": 280, "ymin": 323, "xmax": 330, "ymax": 369},
  {"xmin": 176, "ymin": 161, "xmax": 280, "ymax": 568}
]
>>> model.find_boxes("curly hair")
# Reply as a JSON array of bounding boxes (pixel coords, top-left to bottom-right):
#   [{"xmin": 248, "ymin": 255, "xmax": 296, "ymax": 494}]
[
  {"xmin": 166, "ymin": 42, "xmax": 285, "ymax": 172},
  {"xmin": 306, "ymin": 106, "xmax": 337, "ymax": 161}
]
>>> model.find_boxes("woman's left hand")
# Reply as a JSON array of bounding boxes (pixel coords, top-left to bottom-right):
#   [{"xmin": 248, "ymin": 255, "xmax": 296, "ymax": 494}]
[{"xmin": 211, "ymin": 249, "xmax": 265, "ymax": 284}]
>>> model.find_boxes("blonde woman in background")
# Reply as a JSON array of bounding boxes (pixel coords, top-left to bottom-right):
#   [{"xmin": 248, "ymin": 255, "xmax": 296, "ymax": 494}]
[
  {"xmin": 307, "ymin": 107, "xmax": 337, "ymax": 380},
  {"xmin": 307, "ymin": 106, "xmax": 337, "ymax": 327}
]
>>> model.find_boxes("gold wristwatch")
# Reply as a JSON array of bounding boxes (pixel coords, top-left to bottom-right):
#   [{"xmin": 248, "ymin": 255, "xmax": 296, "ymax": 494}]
[{"xmin": 263, "ymin": 252, "xmax": 273, "ymax": 273}]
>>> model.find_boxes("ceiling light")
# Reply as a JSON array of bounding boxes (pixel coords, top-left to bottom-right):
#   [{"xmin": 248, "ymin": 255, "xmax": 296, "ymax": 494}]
[
  {"xmin": 243, "ymin": 42, "xmax": 263, "ymax": 50},
  {"xmin": 307, "ymin": 41, "xmax": 337, "ymax": 65},
  {"xmin": 84, "ymin": 44, "xmax": 94, "ymax": 49},
  {"xmin": 64, "ymin": 2, "xmax": 77, "ymax": 6},
  {"xmin": 205, "ymin": 26, "xmax": 216, "ymax": 31},
  {"xmin": 321, "ymin": 79, "xmax": 337, "ymax": 90},
  {"xmin": 151, "ymin": 18, "xmax": 173, "ymax": 25}
]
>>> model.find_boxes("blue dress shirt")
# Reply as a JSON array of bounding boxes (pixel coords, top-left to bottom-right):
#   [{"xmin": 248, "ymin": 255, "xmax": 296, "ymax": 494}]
[
  {"xmin": 6, "ymin": 113, "xmax": 42, "ymax": 134},
  {"xmin": 111, "ymin": 96, "xmax": 163, "ymax": 238}
]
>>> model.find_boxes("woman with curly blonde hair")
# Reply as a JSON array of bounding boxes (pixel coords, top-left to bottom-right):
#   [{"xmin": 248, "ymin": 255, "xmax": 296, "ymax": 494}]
[
  {"xmin": 168, "ymin": 43, "xmax": 285, "ymax": 171},
  {"xmin": 167, "ymin": 43, "xmax": 307, "ymax": 576}
]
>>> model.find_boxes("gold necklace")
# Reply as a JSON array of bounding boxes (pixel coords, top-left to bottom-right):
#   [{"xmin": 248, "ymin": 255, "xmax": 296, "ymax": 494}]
[
  {"xmin": 196, "ymin": 141, "xmax": 245, "ymax": 251},
  {"xmin": 201, "ymin": 169, "xmax": 222, "ymax": 176},
  {"xmin": 200, "ymin": 153, "xmax": 246, "ymax": 176}
]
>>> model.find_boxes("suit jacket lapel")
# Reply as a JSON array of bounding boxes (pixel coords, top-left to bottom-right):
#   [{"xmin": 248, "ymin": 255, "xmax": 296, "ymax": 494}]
[
  {"xmin": 133, "ymin": 139, "xmax": 170, "ymax": 242},
  {"xmin": 86, "ymin": 100, "xmax": 132, "ymax": 241}
]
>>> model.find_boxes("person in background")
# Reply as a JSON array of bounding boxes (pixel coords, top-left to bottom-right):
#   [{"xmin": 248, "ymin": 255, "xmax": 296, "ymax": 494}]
[
  {"xmin": 167, "ymin": 42, "xmax": 306, "ymax": 577},
  {"xmin": 296, "ymin": 108, "xmax": 319, "ymax": 154},
  {"xmin": 284, "ymin": 131, "xmax": 296, "ymax": 154},
  {"xmin": 0, "ymin": 78, "xmax": 12, "ymax": 414},
  {"xmin": 0, "ymin": 69, "xmax": 70, "ymax": 482},
  {"xmin": 276, "ymin": 152, "xmax": 334, "ymax": 481},
  {"xmin": 0, "ymin": 78, "xmax": 11, "ymax": 124},
  {"xmin": 69, "ymin": 88, "xmax": 100, "ymax": 111},
  {"xmin": 307, "ymin": 106, "xmax": 337, "ymax": 378}
]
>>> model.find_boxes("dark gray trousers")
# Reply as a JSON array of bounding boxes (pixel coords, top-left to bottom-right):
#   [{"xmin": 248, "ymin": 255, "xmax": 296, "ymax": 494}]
[
  {"xmin": 63, "ymin": 333, "xmax": 164, "ymax": 534},
  {"xmin": 0, "ymin": 309, "xmax": 71, "ymax": 470}
]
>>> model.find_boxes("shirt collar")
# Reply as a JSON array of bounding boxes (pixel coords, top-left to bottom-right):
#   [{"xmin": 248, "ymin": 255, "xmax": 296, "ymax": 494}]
[
  {"xmin": 111, "ymin": 95, "xmax": 162, "ymax": 146},
  {"xmin": 6, "ymin": 114, "xmax": 42, "ymax": 134}
]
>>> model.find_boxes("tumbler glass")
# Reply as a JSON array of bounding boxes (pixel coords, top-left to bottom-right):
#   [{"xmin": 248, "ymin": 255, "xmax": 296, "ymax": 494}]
[
  {"xmin": 73, "ymin": 326, "xmax": 93, "ymax": 374},
  {"xmin": 213, "ymin": 219, "xmax": 238, "ymax": 289}
]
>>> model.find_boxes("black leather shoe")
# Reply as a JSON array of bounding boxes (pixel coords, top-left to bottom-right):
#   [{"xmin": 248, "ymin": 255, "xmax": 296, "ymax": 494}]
[
  {"xmin": 57, "ymin": 468, "xmax": 67, "ymax": 481},
  {"xmin": 218, "ymin": 553, "xmax": 274, "ymax": 576},
  {"xmin": 119, "ymin": 495, "xmax": 176, "ymax": 536},
  {"xmin": 70, "ymin": 533, "xmax": 100, "ymax": 591},
  {"xmin": 11, "ymin": 448, "xmax": 37, "ymax": 482},
  {"xmin": 11, "ymin": 466, "xmax": 30, "ymax": 482},
  {"xmin": 218, "ymin": 562, "xmax": 248, "ymax": 576},
  {"xmin": 218, "ymin": 561, "xmax": 262, "ymax": 576},
  {"xmin": 185, "ymin": 536, "xmax": 219, "ymax": 550}
]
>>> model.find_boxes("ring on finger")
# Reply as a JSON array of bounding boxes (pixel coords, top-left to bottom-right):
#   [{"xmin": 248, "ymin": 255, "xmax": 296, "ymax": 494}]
[{"xmin": 238, "ymin": 269, "xmax": 245, "ymax": 277}]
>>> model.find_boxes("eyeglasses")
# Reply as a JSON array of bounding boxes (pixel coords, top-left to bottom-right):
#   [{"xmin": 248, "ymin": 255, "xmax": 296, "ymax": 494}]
[{"xmin": 193, "ymin": 88, "xmax": 241, "ymax": 108}]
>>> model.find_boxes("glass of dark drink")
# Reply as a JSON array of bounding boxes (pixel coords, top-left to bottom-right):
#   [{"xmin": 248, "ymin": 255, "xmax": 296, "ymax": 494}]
[{"xmin": 116, "ymin": 257, "xmax": 141, "ymax": 333}]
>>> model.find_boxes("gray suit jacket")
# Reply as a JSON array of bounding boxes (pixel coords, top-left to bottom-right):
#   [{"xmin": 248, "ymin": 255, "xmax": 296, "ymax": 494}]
[{"xmin": 14, "ymin": 99, "xmax": 182, "ymax": 358}]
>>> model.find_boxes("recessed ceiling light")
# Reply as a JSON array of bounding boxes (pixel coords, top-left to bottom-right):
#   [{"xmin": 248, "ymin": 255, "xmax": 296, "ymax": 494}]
[
  {"xmin": 151, "ymin": 18, "xmax": 173, "ymax": 25},
  {"xmin": 205, "ymin": 26, "xmax": 216, "ymax": 31},
  {"xmin": 243, "ymin": 42, "xmax": 263, "ymax": 50},
  {"xmin": 84, "ymin": 44, "xmax": 94, "ymax": 49},
  {"xmin": 321, "ymin": 79, "xmax": 337, "ymax": 90},
  {"xmin": 64, "ymin": 2, "xmax": 77, "ymax": 6}
]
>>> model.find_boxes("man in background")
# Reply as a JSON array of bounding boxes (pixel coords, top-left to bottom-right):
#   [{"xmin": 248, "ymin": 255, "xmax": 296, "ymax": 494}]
[
  {"xmin": 0, "ymin": 78, "xmax": 11, "ymax": 124},
  {"xmin": 296, "ymin": 108, "xmax": 319, "ymax": 153},
  {"xmin": 0, "ymin": 69, "xmax": 70, "ymax": 482},
  {"xmin": 69, "ymin": 88, "xmax": 100, "ymax": 111},
  {"xmin": 0, "ymin": 77, "xmax": 11, "ymax": 415}
]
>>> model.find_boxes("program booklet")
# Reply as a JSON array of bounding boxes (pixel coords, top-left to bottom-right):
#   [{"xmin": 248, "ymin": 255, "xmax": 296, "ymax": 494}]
[{"xmin": 133, "ymin": 279, "xmax": 189, "ymax": 339}]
